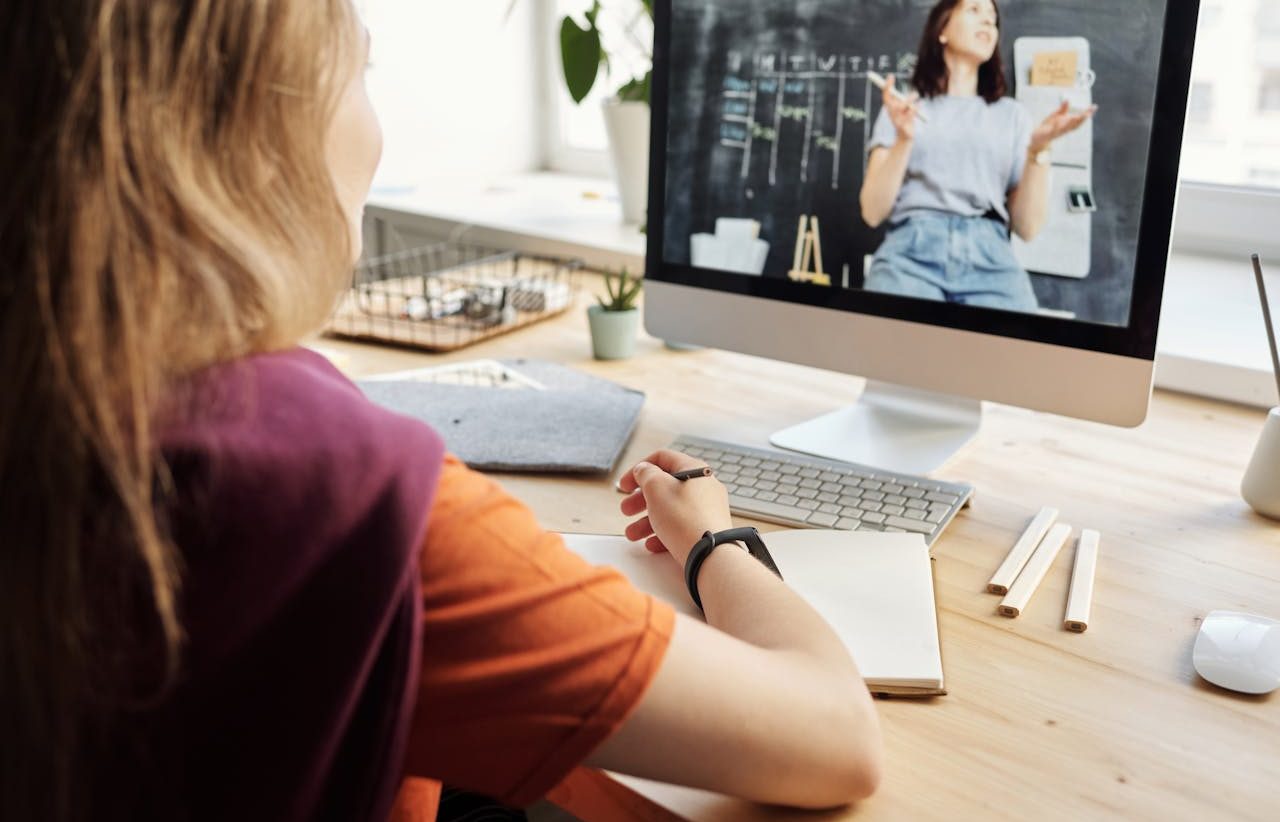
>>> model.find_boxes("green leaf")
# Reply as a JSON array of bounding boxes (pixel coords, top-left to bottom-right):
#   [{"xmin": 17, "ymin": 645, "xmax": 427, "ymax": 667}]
[
  {"xmin": 560, "ymin": 15, "xmax": 602, "ymax": 104},
  {"xmin": 616, "ymin": 69, "xmax": 651, "ymax": 105}
]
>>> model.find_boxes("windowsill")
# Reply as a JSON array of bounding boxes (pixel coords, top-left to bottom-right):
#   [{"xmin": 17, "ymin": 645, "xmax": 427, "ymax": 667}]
[{"xmin": 368, "ymin": 172, "xmax": 1278, "ymax": 410}]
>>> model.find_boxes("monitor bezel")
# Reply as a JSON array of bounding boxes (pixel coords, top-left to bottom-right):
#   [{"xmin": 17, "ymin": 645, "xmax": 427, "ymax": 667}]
[{"xmin": 644, "ymin": 0, "xmax": 1201, "ymax": 361}]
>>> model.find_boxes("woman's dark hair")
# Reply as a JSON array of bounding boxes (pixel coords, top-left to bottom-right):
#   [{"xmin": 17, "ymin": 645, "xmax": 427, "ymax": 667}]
[{"xmin": 910, "ymin": 0, "xmax": 1008, "ymax": 103}]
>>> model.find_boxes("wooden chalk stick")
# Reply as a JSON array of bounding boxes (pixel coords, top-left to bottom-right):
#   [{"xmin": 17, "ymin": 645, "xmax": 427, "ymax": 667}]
[{"xmin": 998, "ymin": 523, "xmax": 1072, "ymax": 617}]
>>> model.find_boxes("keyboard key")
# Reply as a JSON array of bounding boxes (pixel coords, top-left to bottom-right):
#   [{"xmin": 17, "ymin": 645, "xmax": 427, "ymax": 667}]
[
  {"xmin": 807, "ymin": 512, "xmax": 839, "ymax": 527},
  {"xmin": 903, "ymin": 509, "xmax": 927, "ymax": 521},
  {"xmin": 885, "ymin": 526, "xmax": 907, "ymax": 533},
  {"xmin": 739, "ymin": 467, "xmax": 761, "ymax": 478},
  {"xmin": 737, "ymin": 477, "xmax": 757, "ymax": 489},
  {"xmin": 903, "ymin": 488, "xmax": 926, "ymax": 500},
  {"xmin": 883, "ymin": 515, "xmax": 934, "ymax": 534},
  {"xmin": 863, "ymin": 491, "xmax": 886, "ymax": 502},
  {"xmin": 728, "ymin": 495, "xmax": 808, "ymax": 524},
  {"xmin": 861, "ymin": 480, "xmax": 883, "ymax": 491},
  {"xmin": 817, "ymin": 492, "xmax": 839, "ymax": 504},
  {"xmin": 760, "ymin": 470, "xmax": 782, "ymax": 482},
  {"xmin": 755, "ymin": 490, "xmax": 779, "ymax": 502},
  {"xmin": 799, "ymin": 468, "xmax": 820, "ymax": 479},
  {"xmin": 840, "ymin": 506, "xmax": 864, "ymax": 518},
  {"xmin": 926, "ymin": 492, "xmax": 961, "ymax": 505},
  {"xmin": 819, "ymin": 502, "xmax": 842, "ymax": 515},
  {"xmin": 779, "ymin": 464, "xmax": 800, "ymax": 475},
  {"xmin": 835, "ymin": 518, "xmax": 861, "ymax": 530},
  {"xmin": 883, "ymin": 483, "xmax": 905, "ymax": 495},
  {"xmin": 881, "ymin": 504, "xmax": 905, "ymax": 516},
  {"xmin": 798, "ymin": 499, "xmax": 821, "ymax": 511},
  {"xmin": 906, "ymin": 499, "xmax": 929, "ymax": 511},
  {"xmin": 777, "ymin": 484, "xmax": 800, "ymax": 497},
  {"xmin": 820, "ymin": 471, "xmax": 842, "ymax": 483},
  {"xmin": 740, "ymin": 457, "xmax": 761, "ymax": 467},
  {"xmin": 760, "ymin": 461, "xmax": 781, "ymax": 472},
  {"xmin": 799, "ymin": 478, "xmax": 822, "ymax": 490},
  {"xmin": 736, "ymin": 488, "xmax": 758, "ymax": 499},
  {"xmin": 777, "ymin": 494, "xmax": 800, "ymax": 506},
  {"xmin": 858, "ymin": 500, "xmax": 883, "ymax": 513},
  {"xmin": 862, "ymin": 511, "xmax": 887, "ymax": 524},
  {"xmin": 885, "ymin": 494, "xmax": 907, "ymax": 506},
  {"xmin": 925, "ymin": 509, "xmax": 948, "ymax": 524},
  {"xmin": 797, "ymin": 488, "xmax": 819, "ymax": 500},
  {"xmin": 838, "ymin": 492, "xmax": 864, "ymax": 505}
]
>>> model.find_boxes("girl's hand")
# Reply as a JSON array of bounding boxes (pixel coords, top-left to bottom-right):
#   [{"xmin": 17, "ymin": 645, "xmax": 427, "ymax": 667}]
[
  {"xmin": 617, "ymin": 449, "xmax": 734, "ymax": 567},
  {"xmin": 1030, "ymin": 100, "xmax": 1098, "ymax": 154},
  {"xmin": 882, "ymin": 74, "xmax": 921, "ymax": 143}
]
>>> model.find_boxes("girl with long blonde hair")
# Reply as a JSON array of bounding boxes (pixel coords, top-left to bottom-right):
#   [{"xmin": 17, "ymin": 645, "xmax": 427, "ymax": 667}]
[{"xmin": 1, "ymin": 2, "xmax": 882, "ymax": 819}]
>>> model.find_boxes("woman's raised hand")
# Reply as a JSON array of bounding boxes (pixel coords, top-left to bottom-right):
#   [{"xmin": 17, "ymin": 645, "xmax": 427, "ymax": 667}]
[
  {"xmin": 617, "ymin": 449, "xmax": 734, "ymax": 567},
  {"xmin": 883, "ymin": 75, "xmax": 921, "ymax": 143},
  {"xmin": 1030, "ymin": 100, "xmax": 1098, "ymax": 154}
]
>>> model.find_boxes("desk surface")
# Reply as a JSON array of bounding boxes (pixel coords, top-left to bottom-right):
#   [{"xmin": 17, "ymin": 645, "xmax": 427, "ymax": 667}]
[{"xmin": 321, "ymin": 286, "xmax": 1280, "ymax": 822}]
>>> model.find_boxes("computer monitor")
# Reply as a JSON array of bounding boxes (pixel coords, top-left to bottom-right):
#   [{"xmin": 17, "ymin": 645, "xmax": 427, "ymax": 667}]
[{"xmin": 644, "ymin": 0, "xmax": 1199, "ymax": 474}]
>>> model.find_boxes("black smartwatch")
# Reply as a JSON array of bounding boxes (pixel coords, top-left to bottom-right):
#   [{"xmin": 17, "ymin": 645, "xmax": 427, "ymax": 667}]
[{"xmin": 684, "ymin": 527, "xmax": 783, "ymax": 611}]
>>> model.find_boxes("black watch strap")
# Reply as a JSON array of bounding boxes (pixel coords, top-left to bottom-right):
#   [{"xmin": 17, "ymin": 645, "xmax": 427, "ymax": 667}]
[{"xmin": 684, "ymin": 527, "xmax": 783, "ymax": 611}]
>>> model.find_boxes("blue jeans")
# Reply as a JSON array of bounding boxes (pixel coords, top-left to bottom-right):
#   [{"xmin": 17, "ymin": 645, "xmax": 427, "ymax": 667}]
[{"xmin": 865, "ymin": 213, "xmax": 1039, "ymax": 312}]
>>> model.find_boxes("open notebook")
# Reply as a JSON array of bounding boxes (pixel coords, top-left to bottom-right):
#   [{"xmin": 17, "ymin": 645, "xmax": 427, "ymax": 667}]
[{"xmin": 562, "ymin": 530, "xmax": 945, "ymax": 697}]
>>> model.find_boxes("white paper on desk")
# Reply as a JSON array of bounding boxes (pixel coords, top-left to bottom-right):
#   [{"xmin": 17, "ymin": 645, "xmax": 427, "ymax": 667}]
[{"xmin": 562, "ymin": 530, "xmax": 944, "ymax": 694}]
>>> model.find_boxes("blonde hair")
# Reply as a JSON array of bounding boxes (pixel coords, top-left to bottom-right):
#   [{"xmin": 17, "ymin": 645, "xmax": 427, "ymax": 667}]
[{"xmin": 0, "ymin": 1, "xmax": 358, "ymax": 817}]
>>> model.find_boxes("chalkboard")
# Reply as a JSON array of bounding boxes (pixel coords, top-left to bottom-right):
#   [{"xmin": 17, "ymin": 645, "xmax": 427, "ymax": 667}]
[{"xmin": 660, "ymin": 0, "xmax": 1171, "ymax": 326}]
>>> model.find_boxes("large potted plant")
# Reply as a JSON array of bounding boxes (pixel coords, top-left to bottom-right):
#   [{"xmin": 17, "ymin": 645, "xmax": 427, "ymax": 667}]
[
  {"xmin": 554, "ymin": 1, "xmax": 653, "ymax": 225},
  {"xmin": 588, "ymin": 268, "xmax": 643, "ymax": 360}
]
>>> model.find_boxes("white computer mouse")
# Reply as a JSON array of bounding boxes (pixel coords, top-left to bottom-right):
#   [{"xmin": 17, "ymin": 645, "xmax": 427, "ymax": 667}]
[{"xmin": 1192, "ymin": 610, "xmax": 1280, "ymax": 695}]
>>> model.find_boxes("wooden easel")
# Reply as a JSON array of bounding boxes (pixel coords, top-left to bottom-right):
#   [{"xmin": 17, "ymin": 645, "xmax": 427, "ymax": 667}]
[{"xmin": 787, "ymin": 214, "xmax": 832, "ymax": 287}]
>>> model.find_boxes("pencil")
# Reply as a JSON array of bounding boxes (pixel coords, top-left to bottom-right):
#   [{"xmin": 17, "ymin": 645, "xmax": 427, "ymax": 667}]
[
  {"xmin": 987, "ymin": 507, "xmax": 1058, "ymax": 595},
  {"xmin": 1251, "ymin": 254, "xmax": 1280, "ymax": 403},
  {"xmin": 1064, "ymin": 529, "xmax": 1100, "ymax": 632},
  {"xmin": 671, "ymin": 467, "xmax": 714, "ymax": 481}
]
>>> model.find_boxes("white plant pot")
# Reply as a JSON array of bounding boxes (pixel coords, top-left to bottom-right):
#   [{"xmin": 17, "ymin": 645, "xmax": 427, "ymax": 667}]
[{"xmin": 602, "ymin": 98, "xmax": 650, "ymax": 226}]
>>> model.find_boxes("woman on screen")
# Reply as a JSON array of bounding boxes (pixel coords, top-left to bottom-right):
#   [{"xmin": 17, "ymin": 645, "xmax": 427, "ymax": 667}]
[{"xmin": 859, "ymin": 0, "xmax": 1095, "ymax": 311}]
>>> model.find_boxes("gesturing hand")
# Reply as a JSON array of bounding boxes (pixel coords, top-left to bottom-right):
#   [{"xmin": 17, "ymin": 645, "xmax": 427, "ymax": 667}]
[
  {"xmin": 882, "ymin": 74, "xmax": 921, "ymax": 143},
  {"xmin": 617, "ymin": 449, "xmax": 734, "ymax": 568},
  {"xmin": 1030, "ymin": 100, "xmax": 1098, "ymax": 154}
]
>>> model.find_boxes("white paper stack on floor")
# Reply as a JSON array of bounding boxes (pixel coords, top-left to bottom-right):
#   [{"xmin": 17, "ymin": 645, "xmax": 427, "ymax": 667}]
[{"xmin": 562, "ymin": 529, "xmax": 945, "ymax": 697}]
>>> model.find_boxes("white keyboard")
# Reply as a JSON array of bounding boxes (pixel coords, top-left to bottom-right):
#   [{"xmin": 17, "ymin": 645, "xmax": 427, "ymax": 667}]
[{"xmin": 671, "ymin": 435, "xmax": 973, "ymax": 547}]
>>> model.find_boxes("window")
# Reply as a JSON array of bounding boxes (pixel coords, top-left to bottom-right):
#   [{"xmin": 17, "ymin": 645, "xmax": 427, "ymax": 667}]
[
  {"xmin": 1260, "ymin": 69, "xmax": 1280, "ymax": 114},
  {"xmin": 1187, "ymin": 82, "xmax": 1215, "ymax": 125},
  {"xmin": 546, "ymin": 0, "xmax": 653, "ymax": 173},
  {"xmin": 1258, "ymin": 2, "xmax": 1280, "ymax": 36}
]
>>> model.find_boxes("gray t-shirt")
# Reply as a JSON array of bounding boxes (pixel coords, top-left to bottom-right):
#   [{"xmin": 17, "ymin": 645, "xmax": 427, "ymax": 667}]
[{"xmin": 868, "ymin": 95, "xmax": 1033, "ymax": 224}]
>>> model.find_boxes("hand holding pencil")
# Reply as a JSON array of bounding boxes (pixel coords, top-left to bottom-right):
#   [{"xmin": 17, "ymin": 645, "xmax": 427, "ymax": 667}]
[{"xmin": 618, "ymin": 449, "xmax": 733, "ymax": 565}]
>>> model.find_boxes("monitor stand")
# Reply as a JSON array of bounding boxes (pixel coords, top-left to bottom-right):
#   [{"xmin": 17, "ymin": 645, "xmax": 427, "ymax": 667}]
[{"xmin": 769, "ymin": 381, "xmax": 982, "ymax": 476}]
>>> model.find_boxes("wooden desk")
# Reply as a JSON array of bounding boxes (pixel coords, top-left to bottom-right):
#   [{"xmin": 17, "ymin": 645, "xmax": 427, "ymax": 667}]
[{"xmin": 320, "ymin": 288, "xmax": 1280, "ymax": 822}]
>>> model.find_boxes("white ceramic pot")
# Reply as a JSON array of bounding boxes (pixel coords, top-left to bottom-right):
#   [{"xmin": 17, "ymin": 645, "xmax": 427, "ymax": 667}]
[
  {"xmin": 587, "ymin": 305, "xmax": 640, "ymax": 360},
  {"xmin": 1243, "ymin": 407, "xmax": 1280, "ymax": 520},
  {"xmin": 602, "ymin": 99, "xmax": 650, "ymax": 226}
]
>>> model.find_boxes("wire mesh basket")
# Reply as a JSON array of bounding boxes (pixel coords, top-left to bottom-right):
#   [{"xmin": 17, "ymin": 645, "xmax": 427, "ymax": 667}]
[{"xmin": 324, "ymin": 240, "xmax": 582, "ymax": 352}]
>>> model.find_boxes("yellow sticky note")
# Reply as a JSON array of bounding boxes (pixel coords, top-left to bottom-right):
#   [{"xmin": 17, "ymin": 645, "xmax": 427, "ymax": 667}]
[{"xmin": 1031, "ymin": 51, "xmax": 1078, "ymax": 87}]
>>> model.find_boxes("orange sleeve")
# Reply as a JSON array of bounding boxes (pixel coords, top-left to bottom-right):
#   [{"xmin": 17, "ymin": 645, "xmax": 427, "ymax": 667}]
[{"xmin": 401, "ymin": 454, "xmax": 676, "ymax": 807}]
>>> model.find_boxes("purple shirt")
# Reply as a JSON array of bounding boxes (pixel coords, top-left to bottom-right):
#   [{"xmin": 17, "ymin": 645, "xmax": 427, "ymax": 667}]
[{"xmin": 147, "ymin": 347, "xmax": 444, "ymax": 820}]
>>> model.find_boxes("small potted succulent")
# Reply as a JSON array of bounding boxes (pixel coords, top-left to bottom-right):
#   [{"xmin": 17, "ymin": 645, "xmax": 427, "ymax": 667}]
[{"xmin": 588, "ymin": 268, "xmax": 642, "ymax": 360}]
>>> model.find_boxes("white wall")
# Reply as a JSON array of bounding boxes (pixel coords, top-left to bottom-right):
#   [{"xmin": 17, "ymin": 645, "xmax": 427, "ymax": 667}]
[{"xmin": 361, "ymin": 0, "xmax": 544, "ymax": 187}]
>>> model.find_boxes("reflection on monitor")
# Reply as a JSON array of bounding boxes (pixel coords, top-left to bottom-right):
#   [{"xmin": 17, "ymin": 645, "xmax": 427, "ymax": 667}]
[{"xmin": 645, "ymin": 0, "xmax": 1198, "ymax": 473}]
